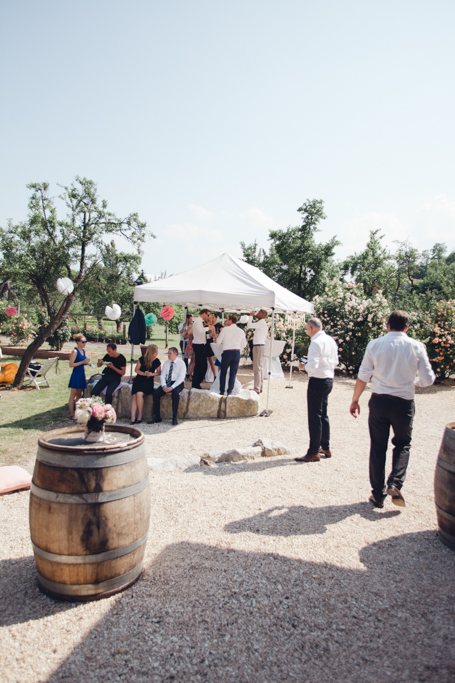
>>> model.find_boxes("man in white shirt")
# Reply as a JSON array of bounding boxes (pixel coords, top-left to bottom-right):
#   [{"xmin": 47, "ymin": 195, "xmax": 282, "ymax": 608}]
[
  {"xmin": 191, "ymin": 308, "xmax": 210, "ymax": 390},
  {"xmin": 295, "ymin": 318, "xmax": 338, "ymax": 463},
  {"xmin": 247, "ymin": 309, "xmax": 268, "ymax": 393},
  {"xmin": 350, "ymin": 310, "xmax": 435, "ymax": 508},
  {"xmin": 148, "ymin": 347, "xmax": 186, "ymax": 426},
  {"xmin": 217, "ymin": 315, "xmax": 247, "ymax": 395}
]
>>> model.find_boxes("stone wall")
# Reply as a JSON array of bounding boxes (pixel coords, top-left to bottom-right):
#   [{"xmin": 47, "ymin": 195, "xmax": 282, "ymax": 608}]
[{"xmin": 114, "ymin": 385, "xmax": 259, "ymax": 420}]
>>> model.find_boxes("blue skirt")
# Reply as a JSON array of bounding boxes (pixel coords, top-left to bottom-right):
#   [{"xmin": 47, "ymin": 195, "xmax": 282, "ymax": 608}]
[{"xmin": 68, "ymin": 365, "xmax": 87, "ymax": 390}]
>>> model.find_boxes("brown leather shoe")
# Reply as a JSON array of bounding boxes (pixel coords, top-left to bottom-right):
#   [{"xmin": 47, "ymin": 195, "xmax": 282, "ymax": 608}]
[
  {"xmin": 294, "ymin": 453, "xmax": 321, "ymax": 463},
  {"xmin": 319, "ymin": 448, "xmax": 332, "ymax": 458},
  {"xmin": 369, "ymin": 494, "xmax": 384, "ymax": 508},
  {"xmin": 387, "ymin": 485, "xmax": 405, "ymax": 507}
]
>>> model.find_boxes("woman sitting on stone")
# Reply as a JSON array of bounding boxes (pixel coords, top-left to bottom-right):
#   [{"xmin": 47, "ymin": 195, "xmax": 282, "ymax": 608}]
[{"xmin": 130, "ymin": 344, "xmax": 161, "ymax": 424}]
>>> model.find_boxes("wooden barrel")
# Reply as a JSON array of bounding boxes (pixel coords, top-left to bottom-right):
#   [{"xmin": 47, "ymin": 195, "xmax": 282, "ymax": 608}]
[
  {"xmin": 29, "ymin": 425, "xmax": 150, "ymax": 601},
  {"xmin": 434, "ymin": 422, "xmax": 455, "ymax": 551}
]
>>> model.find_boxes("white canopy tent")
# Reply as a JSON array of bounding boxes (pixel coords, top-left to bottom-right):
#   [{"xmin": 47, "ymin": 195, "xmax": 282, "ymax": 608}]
[{"xmin": 133, "ymin": 253, "xmax": 314, "ymax": 415}]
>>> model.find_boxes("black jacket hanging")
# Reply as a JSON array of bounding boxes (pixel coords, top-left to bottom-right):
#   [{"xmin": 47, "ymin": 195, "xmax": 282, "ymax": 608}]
[{"xmin": 128, "ymin": 306, "xmax": 146, "ymax": 345}]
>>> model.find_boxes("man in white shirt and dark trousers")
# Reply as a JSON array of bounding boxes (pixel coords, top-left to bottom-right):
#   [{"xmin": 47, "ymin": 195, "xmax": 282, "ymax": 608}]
[
  {"xmin": 247, "ymin": 309, "xmax": 268, "ymax": 394},
  {"xmin": 295, "ymin": 318, "xmax": 339, "ymax": 463},
  {"xmin": 350, "ymin": 310, "xmax": 435, "ymax": 508},
  {"xmin": 191, "ymin": 308, "xmax": 210, "ymax": 390},
  {"xmin": 148, "ymin": 347, "xmax": 186, "ymax": 426},
  {"xmin": 217, "ymin": 315, "xmax": 247, "ymax": 395}
]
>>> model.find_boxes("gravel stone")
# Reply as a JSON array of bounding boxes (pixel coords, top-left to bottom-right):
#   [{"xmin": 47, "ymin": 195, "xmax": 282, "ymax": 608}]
[{"xmin": 1, "ymin": 372, "xmax": 455, "ymax": 682}]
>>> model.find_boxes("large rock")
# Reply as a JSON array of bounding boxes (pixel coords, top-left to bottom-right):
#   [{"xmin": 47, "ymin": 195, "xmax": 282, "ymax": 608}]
[
  {"xmin": 113, "ymin": 385, "xmax": 259, "ymax": 420},
  {"xmin": 253, "ymin": 438, "xmax": 290, "ymax": 457},
  {"xmin": 225, "ymin": 391, "xmax": 260, "ymax": 418},
  {"xmin": 215, "ymin": 446, "xmax": 262, "ymax": 463}
]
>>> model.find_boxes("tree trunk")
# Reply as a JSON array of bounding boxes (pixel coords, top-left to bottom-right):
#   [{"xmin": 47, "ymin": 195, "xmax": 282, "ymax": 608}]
[{"xmin": 13, "ymin": 295, "xmax": 74, "ymax": 387}]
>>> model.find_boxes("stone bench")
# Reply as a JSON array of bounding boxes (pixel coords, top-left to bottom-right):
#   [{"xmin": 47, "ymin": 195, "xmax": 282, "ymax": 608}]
[{"xmin": 112, "ymin": 384, "xmax": 259, "ymax": 420}]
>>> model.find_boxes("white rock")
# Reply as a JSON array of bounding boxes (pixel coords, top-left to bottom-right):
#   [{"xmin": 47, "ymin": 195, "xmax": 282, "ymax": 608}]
[
  {"xmin": 253, "ymin": 438, "xmax": 290, "ymax": 457},
  {"xmin": 215, "ymin": 446, "xmax": 262, "ymax": 463}
]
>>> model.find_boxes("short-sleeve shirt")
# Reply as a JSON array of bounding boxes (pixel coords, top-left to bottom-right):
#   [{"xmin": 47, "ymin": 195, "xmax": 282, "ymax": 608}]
[{"xmin": 102, "ymin": 353, "xmax": 127, "ymax": 377}]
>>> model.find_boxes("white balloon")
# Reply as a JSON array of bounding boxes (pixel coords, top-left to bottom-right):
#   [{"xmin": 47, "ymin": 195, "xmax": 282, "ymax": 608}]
[
  {"xmin": 239, "ymin": 315, "xmax": 249, "ymax": 324},
  {"xmin": 56, "ymin": 277, "xmax": 74, "ymax": 295},
  {"xmin": 105, "ymin": 304, "xmax": 122, "ymax": 321}
]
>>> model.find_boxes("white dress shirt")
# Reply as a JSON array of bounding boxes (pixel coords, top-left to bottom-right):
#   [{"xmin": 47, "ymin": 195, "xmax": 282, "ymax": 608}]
[
  {"xmin": 178, "ymin": 323, "xmax": 184, "ymax": 341},
  {"xmin": 358, "ymin": 331, "xmax": 435, "ymax": 400},
  {"xmin": 192, "ymin": 316, "xmax": 207, "ymax": 344},
  {"xmin": 246, "ymin": 316, "xmax": 268, "ymax": 345},
  {"xmin": 306, "ymin": 330, "xmax": 338, "ymax": 379},
  {"xmin": 217, "ymin": 324, "xmax": 247, "ymax": 352},
  {"xmin": 160, "ymin": 358, "xmax": 186, "ymax": 389}
]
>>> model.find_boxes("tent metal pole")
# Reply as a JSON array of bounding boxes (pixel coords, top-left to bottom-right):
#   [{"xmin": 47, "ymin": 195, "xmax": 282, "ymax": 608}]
[
  {"xmin": 264, "ymin": 307, "xmax": 275, "ymax": 417},
  {"xmin": 130, "ymin": 302, "xmax": 136, "ymax": 382},
  {"xmin": 286, "ymin": 321, "xmax": 296, "ymax": 389}
]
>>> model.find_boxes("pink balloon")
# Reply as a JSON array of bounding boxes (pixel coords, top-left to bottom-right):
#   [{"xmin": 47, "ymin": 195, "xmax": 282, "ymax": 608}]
[{"xmin": 160, "ymin": 306, "xmax": 175, "ymax": 321}]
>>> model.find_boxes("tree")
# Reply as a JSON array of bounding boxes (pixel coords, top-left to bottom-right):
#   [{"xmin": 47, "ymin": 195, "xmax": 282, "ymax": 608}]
[
  {"xmin": 77, "ymin": 241, "xmax": 143, "ymax": 330},
  {"xmin": 241, "ymin": 199, "xmax": 340, "ymax": 300},
  {"xmin": 0, "ymin": 177, "xmax": 151, "ymax": 386},
  {"xmin": 340, "ymin": 230, "xmax": 396, "ymax": 297}
]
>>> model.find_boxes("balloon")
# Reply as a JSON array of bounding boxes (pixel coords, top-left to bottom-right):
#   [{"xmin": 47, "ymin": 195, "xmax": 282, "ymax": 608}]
[
  {"xmin": 56, "ymin": 277, "xmax": 74, "ymax": 295},
  {"xmin": 105, "ymin": 304, "xmax": 122, "ymax": 320},
  {"xmin": 160, "ymin": 306, "xmax": 175, "ymax": 321},
  {"xmin": 145, "ymin": 313, "xmax": 157, "ymax": 325},
  {"xmin": 5, "ymin": 306, "xmax": 17, "ymax": 317},
  {"xmin": 239, "ymin": 315, "xmax": 249, "ymax": 324}
]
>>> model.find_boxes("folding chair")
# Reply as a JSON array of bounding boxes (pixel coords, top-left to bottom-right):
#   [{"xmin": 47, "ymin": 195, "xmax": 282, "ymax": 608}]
[{"xmin": 24, "ymin": 357, "xmax": 59, "ymax": 390}]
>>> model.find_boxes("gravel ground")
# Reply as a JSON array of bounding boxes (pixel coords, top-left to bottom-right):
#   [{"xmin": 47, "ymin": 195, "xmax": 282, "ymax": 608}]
[{"xmin": 1, "ymin": 370, "xmax": 455, "ymax": 683}]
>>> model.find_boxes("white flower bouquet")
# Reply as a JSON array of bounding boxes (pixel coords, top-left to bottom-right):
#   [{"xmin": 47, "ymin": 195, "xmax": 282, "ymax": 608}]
[{"xmin": 75, "ymin": 397, "xmax": 116, "ymax": 441}]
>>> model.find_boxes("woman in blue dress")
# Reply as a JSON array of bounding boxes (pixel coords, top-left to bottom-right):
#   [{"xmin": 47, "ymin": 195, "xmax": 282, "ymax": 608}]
[{"xmin": 68, "ymin": 333, "xmax": 90, "ymax": 419}]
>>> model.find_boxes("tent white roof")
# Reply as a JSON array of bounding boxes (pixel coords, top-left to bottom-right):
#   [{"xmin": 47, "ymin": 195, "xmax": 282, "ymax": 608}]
[{"xmin": 134, "ymin": 253, "xmax": 314, "ymax": 314}]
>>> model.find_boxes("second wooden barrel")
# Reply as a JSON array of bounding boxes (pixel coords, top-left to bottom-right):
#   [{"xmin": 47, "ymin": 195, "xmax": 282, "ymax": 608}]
[
  {"xmin": 434, "ymin": 422, "xmax": 455, "ymax": 551},
  {"xmin": 29, "ymin": 425, "xmax": 150, "ymax": 601}
]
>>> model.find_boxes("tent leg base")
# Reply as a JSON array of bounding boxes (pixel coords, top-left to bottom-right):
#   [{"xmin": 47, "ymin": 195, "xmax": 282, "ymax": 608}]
[
  {"xmin": 259, "ymin": 409, "xmax": 273, "ymax": 417},
  {"xmin": 285, "ymin": 385, "xmax": 293, "ymax": 389}
]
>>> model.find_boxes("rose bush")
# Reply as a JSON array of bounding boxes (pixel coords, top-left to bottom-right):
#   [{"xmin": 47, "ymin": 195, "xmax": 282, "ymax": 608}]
[{"xmin": 410, "ymin": 300, "xmax": 455, "ymax": 379}]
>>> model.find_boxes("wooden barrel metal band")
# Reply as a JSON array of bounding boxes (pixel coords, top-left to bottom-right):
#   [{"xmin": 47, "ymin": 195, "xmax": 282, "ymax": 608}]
[
  {"xmin": 31, "ymin": 477, "xmax": 149, "ymax": 504},
  {"xmin": 36, "ymin": 443, "xmax": 145, "ymax": 469},
  {"xmin": 438, "ymin": 528, "xmax": 455, "ymax": 549},
  {"xmin": 31, "ymin": 531, "xmax": 149, "ymax": 565},
  {"xmin": 435, "ymin": 503, "xmax": 455, "ymax": 523},
  {"xmin": 36, "ymin": 563, "xmax": 143, "ymax": 597},
  {"xmin": 436, "ymin": 458, "xmax": 455, "ymax": 474}
]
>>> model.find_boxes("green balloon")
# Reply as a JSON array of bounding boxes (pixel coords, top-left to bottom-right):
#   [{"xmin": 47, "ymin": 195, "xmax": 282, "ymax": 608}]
[{"xmin": 145, "ymin": 313, "xmax": 157, "ymax": 325}]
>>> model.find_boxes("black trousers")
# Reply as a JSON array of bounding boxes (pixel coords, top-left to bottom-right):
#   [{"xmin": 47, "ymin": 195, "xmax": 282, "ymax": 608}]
[
  {"xmin": 192, "ymin": 343, "xmax": 206, "ymax": 389},
  {"xmin": 180, "ymin": 341, "xmax": 188, "ymax": 370},
  {"xmin": 368, "ymin": 393, "xmax": 415, "ymax": 500},
  {"xmin": 307, "ymin": 377, "xmax": 333, "ymax": 455},
  {"xmin": 91, "ymin": 374, "xmax": 121, "ymax": 406},
  {"xmin": 153, "ymin": 383, "xmax": 184, "ymax": 419},
  {"xmin": 220, "ymin": 349, "xmax": 240, "ymax": 395}
]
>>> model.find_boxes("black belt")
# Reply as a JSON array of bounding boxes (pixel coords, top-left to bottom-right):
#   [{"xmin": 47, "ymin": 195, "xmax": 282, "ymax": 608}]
[
  {"xmin": 372, "ymin": 393, "xmax": 413, "ymax": 403},
  {"xmin": 253, "ymin": 344, "xmax": 265, "ymax": 346}
]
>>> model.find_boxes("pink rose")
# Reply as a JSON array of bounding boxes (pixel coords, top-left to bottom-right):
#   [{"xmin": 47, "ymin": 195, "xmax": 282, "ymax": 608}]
[{"xmin": 91, "ymin": 403, "xmax": 106, "ymax": 420}]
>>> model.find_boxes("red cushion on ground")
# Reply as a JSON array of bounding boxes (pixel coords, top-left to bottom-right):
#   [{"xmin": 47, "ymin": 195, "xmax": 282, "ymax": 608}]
[{"xmin": 0, "ymin": 466, "xmax": 32, "ymax": 494}]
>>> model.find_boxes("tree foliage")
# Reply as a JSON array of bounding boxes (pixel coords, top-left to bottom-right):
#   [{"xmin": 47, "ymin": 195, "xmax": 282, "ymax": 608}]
[
  {"xmin": 241, "ymin": 199, "xmax": 340, "ymax": 300},
  {"xmin": 0, "ymin": 177, "xmax": 151, "ymax": 386}
]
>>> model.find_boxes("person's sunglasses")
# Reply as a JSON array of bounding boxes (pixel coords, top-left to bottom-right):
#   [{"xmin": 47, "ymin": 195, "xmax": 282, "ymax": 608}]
[{"xmin": 81, "ymin": 340, "xmax": 87, "ymax": 343}]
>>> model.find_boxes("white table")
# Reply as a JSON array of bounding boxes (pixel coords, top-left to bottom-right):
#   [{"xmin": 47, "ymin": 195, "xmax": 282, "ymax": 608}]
[{"xmin": 263, "ymin": 340, "xmax": 286, "ymax": 380}]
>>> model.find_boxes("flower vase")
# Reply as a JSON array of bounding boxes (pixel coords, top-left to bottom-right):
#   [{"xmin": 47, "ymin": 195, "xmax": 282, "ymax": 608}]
[{"xmin": 85, "ymin": 417, "xmax": 105, "ymax": 443}]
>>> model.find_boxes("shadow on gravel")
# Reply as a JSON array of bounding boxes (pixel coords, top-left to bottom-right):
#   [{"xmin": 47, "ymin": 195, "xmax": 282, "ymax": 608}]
[
  {"xmin": 0, "ymin": 555, "xmax": 77, "ymax": 627},
  {"xmin": 224, "ymin": 502, "xmax": 401, "ymax": 536},
  {"xmin": 44, "ymin": 531, "xmax": 455, "ymax": 683}
]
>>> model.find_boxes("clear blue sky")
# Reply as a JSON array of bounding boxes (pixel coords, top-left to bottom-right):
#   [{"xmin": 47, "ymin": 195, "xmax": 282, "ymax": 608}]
[{"xmin": 1, "ymin": 0, "xmax": 454, "ymax": 278}]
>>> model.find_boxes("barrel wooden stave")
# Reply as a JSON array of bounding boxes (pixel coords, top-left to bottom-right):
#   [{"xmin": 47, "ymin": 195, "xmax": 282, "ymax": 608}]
[
  {"xmin": 32, "ymin": 455, "xmax": 147, "ymax": 494},
  {"xmin": 434, "ymin": 422, "xmax": 455, "ymax": 551},
  {"xmin": 29, "ymin": 425, "xmax": 150, "ymax": 600}
]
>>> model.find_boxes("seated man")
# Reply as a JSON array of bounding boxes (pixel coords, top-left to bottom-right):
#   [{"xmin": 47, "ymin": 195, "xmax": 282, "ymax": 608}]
[
  {"xmin": 148, "ymin": 347, "xmax": 186, "ymax": 426},
  {"xmin": 91, "ymin": 343, "xmax": 126, "ymax": 406}
]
